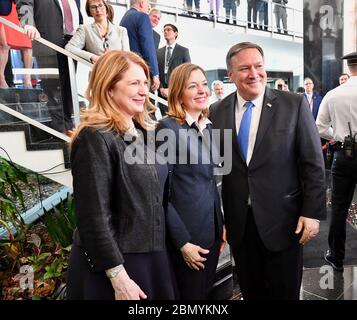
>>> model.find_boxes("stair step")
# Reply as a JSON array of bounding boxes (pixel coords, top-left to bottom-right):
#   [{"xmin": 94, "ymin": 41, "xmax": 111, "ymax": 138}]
[{"xmin": 0, "ymin": 123, "xmax": 71, "ymax": 169}]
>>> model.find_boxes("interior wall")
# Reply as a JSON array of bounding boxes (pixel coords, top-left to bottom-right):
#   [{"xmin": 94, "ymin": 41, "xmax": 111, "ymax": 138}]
[{"xmin": 343, "ymin": 0, "xmax": 357, "ymax": 72}]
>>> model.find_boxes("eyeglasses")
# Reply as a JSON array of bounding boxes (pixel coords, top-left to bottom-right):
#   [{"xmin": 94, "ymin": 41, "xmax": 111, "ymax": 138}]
[
  {"xmin": 163, "ymin": 28, "xmax": 174, "ymax": 32},
  {"xmin": 89, "ymin": 3, "xmax": 105, "ymax": 11}
]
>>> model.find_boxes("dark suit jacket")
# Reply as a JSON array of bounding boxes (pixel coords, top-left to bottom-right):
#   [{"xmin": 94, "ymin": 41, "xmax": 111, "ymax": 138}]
[
  {"xmin": 16, "ymin": 0, "xmax": 82, "ymax": 52},
  {"xmin": 304, "ymin": 92, "xmax": 322, "ymax": 120},
  {"xmin": 153, "ymin": 29, "xmax": 160, "ymax": 49},
  {"xmin": 120, "ymin": 8, "xmax": 159, "ymax": 77},
  {"xmin": 156, "ymin": 117, "xmax": 223, "ymax": 249},
  {"xmin": 0, "ymin": 0, "xmax": 12, "ymax": 16},
  {"xmin": 210, "ymin": 88, "xmax": 326, "ymax": 252},
  {"xmin": 157, "ymin": 43, "xmax": 191, "ymax": 88}
]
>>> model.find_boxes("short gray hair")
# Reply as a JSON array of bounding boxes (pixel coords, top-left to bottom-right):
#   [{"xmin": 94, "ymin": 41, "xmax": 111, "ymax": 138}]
[
  {"xmin": 226, "ymin": 42, "xmax": 264, "ymax": 70},
  {"xmin": 149, "ymin": 8, "xmax": 161, "ymax": 16},
  {"xmin": 211, "ymin": 80, "xmax": 224, "ymax": 91},
  {"xmin": 130, "ymin": 0, "xmax": 141, "ymax": 6}
]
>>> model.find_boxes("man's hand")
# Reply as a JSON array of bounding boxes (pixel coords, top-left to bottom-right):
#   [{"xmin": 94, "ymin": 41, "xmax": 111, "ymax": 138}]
[
  {"xmin": 219, "ymin": 225, "xmax": 227, "ymax": 254},
  {"xmin": 295, "ymin": 216, "xmax": 320, "ymax": 245},
  {"xmin": 24, "ymin": 25, "xmax": 40, "ymax": 41},
  {"xmin": 151, "ymin": 75, "xmax": 160, "ymax": 91},
  {"xmin": 180, "ymin": 242, "xmax": 209, "ymax": 271}
]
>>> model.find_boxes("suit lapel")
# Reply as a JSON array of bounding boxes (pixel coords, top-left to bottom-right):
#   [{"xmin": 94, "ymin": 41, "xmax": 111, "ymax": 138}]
[
  {"xmin": 91, "ymin": 23, "xmax": 101, "ymax": 38},
  {"xmin": 54, "ymin": 0, "xmax": 62, "ymax": 13},
  {"xmin": 222, "ymin": 92, "xmax": 243, "ymax": 161},
  {"xmin": 158, "ymin": 48, "xmax": 165, "ymax": 65},
  {"xmin": 250, "ymin": 88, "xmax": 277, "ymax": 160}
]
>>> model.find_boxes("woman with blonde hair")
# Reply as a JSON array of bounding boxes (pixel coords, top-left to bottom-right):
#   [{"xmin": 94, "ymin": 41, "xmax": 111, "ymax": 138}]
[
  {"xmin": 67, "ymin": 50, "xmax": 176, "ymax": 300},
  {"xmin": 156, "ymin": 63, "xmax": 225, "ymax": 299},
  {"xmin": 65, "ymin": 0, "xmax": 129, "ymax": 64}
]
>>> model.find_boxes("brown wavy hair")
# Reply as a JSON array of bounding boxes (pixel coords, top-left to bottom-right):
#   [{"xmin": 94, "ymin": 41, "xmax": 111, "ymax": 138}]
[
  {"xmin": 167, "ymin": 63, "xmax": 209, "ymax": 125},
  {"xmin": 71, "ymin": 50, "xmax": 155, "ymax": 142},
  {"xmin": 85, "ymin": 0, "xmax": 114, "ymax": 23}
]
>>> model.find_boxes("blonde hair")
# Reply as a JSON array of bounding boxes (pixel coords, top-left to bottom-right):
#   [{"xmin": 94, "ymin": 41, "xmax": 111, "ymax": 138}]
[
  {"xmin": 72, "ymin": 51, "xmax": 155, "ymax": 142},
  {"xmin": 167, "ymin": 63, "xmax": 209, "ymax": 125}
]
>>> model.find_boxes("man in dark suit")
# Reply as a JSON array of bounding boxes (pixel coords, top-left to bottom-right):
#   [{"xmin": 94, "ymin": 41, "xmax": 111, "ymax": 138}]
[
  {"xmin": 148, "ymin": 8, "xmax": 161, "ymax": 50},
  {"xmin": 303, "ymin": 77, "xmax": 322, "ymax": 120},
  {"xmin": 157, "ymin": 24, "xmax": 190, "ymax": 114},
  {"xmin": 210, "ymin": 42, "xmax": 326, "ymax": 300},
  {"xmin": 17, "ymin": 0, "xmax": 82, "ymax": 134},
  {"xmin": 303, "ymin": 77, "xmax": 328, "ymax": 166},
  {"xmin": 120, "ymin": 0, "xmax": 160, "ymax": 91}
]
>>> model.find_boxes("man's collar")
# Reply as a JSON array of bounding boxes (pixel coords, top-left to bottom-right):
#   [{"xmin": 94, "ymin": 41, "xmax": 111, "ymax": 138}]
[
  {"xmin": 236, "ymin": 91, "xmax": 265, "ymax": 109},
  {"xmin": 166, "ymin": 42, "xmax": 176, "ymax": 49}
]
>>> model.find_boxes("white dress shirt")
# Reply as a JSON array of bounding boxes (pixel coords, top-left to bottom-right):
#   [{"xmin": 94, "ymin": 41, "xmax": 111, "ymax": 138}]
[
  {"xmin": 305, "ymin": 92, "xmax": 313, "ymax": 111},
  {"xmin": 235, "ymin": 91, "xmax": 265, "ymax": 165},
  {"xmin": 185, "ymin": 112, "xmax": 212, "ymax": 133},
  {"xmin": 316, "ymin": 76, "xmax": 357, "ymax": 142}
]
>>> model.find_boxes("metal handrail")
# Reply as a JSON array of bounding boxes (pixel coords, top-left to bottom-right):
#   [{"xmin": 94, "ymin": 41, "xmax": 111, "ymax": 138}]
[
  {"xmin": 0, "ymin": 16, "xmax": 168, "ymax": 142},
  {"xmin": 0, "ymin": 103, "xmax": 70, "ymax": 142},
  {"xmin": 0, "ymin": 17, "xmax": 91, "ymax": 67}
]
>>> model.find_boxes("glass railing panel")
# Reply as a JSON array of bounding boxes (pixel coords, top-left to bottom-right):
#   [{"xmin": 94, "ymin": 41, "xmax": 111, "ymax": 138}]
[
  {"xmin": 74, "ymin": 61, "xmax": 91, "ymax": 100},
  {"xmin": 1, "ymin": 41, "xmax": 63, "ymax": 134},
  {"xmin": 0, "ymin": 86, "xmax": 50, "ymax": 125},
  {"xmin": 289, "ymin": 5, "xmax": 303, "ymax": 37}
]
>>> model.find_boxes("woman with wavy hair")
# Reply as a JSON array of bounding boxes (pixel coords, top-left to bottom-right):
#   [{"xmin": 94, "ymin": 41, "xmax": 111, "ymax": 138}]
[
  {"xmin": 156, "ymin": 63, "xmax": 225, "ymax": 299},
  {"xmin": 67, "ymin": 50, "xmax": 176, "ymax": 300}
]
